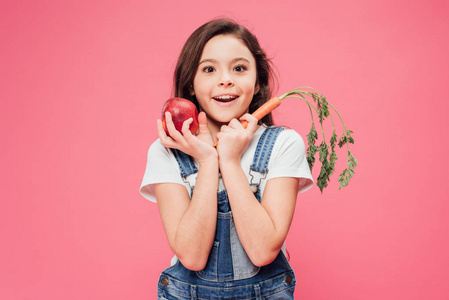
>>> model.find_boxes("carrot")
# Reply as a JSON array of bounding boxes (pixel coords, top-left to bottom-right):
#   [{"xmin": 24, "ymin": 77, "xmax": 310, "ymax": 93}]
[
  {"xmin": 213, "ymin": 97, "xmax": 282, "ymax": 147},
  {"xmin": 240, "ymin": 97, "xmax": 282, "ymax": 129},
  {"xmin": 194, "ymin": 86, "xmax": 357, "ymax": 191},
  {"xmin": 171, "ymin": 86, "xmax": 356, "ymax": 191}
]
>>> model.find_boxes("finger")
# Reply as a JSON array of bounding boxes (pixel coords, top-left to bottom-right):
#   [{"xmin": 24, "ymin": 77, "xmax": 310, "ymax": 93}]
[
  {"xmin": 181, "ymin": 117, "xmax": 194, "ymax": 137},
  {"xmin": 198, "ymin": 112, "xmax": 210, "ymax": 135},
  {"xmin": 239, "ymin": 113, "xmax": 258, "ymax": 124},
  {"xmin": 239, "ymin": 113, "xmax": 259, "ymax": 133},
  {"xmin": 228, "ymin": 118, "xmax": 243, "ymax": 129},
  {"xmin": 157, "ymin": 118, "xmax": 172, "ymax": 142},
  {"xmin": 157, "ymin": 119, "xmax": 167, "ymax": 138},
  {"xmin": 220, "ymin": 124, "xmax": 232, "ymax": 133},
  {"xmin": 157, "ymin": 119, "xmax": 178, "ymax": 148},
  {"xmin": 165, "ymin": 112, "xmax": 184, "ymax": 141}
]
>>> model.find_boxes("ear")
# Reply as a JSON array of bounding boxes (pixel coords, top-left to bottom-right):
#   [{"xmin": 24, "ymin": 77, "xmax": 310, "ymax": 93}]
[{"xmin": 189, "ymin": 84, "xmax": 195, "ymax": 96}]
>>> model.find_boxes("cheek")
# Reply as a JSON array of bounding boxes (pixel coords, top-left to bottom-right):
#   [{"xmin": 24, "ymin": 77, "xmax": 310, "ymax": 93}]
[
  {"xmin": 191, "ymin": 77, "xmax": 199, "ymax": 95},
  {"xmin": 193, "ymin": 76, "xmax": 213, "ymax": 93},
  {"xmin": 242, "ymin": 80, "xmax": 258, "ymax": 94},
  {"xmin": 242, "ymin": 74, "xmax": 258, "ymax": 90},
  {"xmin": 192, "ymin": 72, "xmax": 205, "ymax": 94}
]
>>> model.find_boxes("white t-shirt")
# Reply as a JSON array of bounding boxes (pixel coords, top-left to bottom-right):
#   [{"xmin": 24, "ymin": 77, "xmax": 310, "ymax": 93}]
[{"xmin": 140, "ymin": 125, "xmax": 314, "ymax": 202}]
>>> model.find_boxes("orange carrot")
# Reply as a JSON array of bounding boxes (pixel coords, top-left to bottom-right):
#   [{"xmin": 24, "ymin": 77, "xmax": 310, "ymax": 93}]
[
  {"xmin": 213, "ymin": 97, "xmax": 282, "ymax": 147},
  {"xmin": 240, "ymin": 97, "xmax": 281, "ymax": 129}
]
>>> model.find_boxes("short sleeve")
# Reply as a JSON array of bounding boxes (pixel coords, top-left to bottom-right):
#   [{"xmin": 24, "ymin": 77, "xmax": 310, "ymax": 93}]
[
  {"xmin": 139, "ymin": 139, "xmax": 185, "ymax": 202},
  {"xmin": 266, "ymin": 129, "xmax": 314, "ymax": 193}
]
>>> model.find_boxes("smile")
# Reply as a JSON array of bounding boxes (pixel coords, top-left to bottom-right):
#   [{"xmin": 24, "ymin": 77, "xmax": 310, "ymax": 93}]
[{"xmin": 212, "ymin": 95, "xmax": 238, "ymax": 103}]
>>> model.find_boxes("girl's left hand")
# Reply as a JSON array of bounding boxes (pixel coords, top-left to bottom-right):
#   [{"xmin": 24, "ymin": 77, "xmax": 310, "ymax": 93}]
[{"xmin": 216, "ymin": 113, "xmax": 259, "ymax": 164}]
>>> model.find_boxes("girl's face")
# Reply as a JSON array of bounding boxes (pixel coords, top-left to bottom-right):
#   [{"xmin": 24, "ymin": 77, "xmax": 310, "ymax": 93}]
[{"xmin": 191, "ymin": 34, "xmax": 259, "ymax": 127}]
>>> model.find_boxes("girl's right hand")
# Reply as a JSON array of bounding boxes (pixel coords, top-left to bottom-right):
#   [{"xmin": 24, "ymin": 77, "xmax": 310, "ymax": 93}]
[{"xmin": 157, "ymin": 111, "xmax": 217, "ymax": 164}]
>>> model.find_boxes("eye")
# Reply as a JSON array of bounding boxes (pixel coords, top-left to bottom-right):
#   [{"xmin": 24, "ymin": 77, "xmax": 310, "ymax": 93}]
[
  {"xmin": 202, "ymin": 66, "xmax": 215, "ymax": 73},
  {"xmin": 233, "ymin": 64, "xmax": 247, "ymax": 72}
]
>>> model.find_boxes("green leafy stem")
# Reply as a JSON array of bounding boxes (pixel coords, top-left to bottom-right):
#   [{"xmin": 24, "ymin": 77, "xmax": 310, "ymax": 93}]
[{"xmin": 279, "ymin": 87, "xmax": 358, "ymax": 192}]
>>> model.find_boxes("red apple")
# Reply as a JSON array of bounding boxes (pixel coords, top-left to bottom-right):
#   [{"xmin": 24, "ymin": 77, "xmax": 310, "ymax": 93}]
[{"xmin": 161, "ymin": 98, "xmax": 199, "ymax": 137}]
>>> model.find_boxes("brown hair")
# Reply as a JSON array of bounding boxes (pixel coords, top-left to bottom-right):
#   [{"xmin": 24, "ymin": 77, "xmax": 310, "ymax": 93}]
[{"xmin": 173, "ymin": 18, "xmax": 276, "ymax": 126}]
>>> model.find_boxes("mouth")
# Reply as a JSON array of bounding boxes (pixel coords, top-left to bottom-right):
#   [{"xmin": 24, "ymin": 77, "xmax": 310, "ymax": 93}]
[{"xmin": 212, "ymin": 95, "xmax": 238, "ymax": 103}]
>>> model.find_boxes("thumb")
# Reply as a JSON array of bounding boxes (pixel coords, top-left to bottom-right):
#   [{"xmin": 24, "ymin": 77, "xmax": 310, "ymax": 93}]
[{"xmin": 198, "ymin": 111, "xmax": 210, "ymax": 135}]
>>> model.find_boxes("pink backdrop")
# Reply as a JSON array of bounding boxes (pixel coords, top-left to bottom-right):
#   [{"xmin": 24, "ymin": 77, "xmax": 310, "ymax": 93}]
[{"xmin": 2, "ymin": 0, "xmax": 448, "ymax": 299}]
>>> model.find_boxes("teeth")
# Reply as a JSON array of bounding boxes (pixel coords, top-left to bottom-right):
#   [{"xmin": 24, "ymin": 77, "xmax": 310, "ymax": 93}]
[{"xmin": 214, "ymin": 95, "xmax": 236, "ymax": 100}]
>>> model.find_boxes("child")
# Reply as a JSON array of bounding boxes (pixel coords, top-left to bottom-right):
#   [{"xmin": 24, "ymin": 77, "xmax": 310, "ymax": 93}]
[{"xmin": 140, "ymin": 18, "xmax": 313, "ymax": 299}]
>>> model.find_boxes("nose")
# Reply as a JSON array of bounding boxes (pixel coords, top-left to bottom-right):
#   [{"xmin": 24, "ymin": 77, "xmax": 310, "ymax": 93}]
[{"xmin": 218, "ymin": 72, "xmax": 234, "ymax": 87}]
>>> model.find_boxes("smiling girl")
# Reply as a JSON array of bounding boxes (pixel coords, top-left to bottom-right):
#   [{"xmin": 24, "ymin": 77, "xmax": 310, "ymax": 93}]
[{"xmin": 140, "ymin": 18, "xmax": 313, "ymax": 299}]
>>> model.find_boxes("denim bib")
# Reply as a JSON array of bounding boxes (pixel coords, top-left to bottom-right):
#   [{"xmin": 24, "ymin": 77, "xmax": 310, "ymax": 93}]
[{"xmin": 171, "ymin": 126, "xmax": 285, "ymax": 282}]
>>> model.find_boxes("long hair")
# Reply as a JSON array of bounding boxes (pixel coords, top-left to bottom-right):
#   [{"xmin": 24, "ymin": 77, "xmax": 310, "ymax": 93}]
[{"xmin": 173, "ymin": 18, "xmax": 276, "ymax": 126}]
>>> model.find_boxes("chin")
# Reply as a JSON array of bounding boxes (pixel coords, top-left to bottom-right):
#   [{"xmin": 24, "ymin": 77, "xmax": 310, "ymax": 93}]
[{"xmin": 218, "ymin": 115, "xmax": 239, "ymax": 124}]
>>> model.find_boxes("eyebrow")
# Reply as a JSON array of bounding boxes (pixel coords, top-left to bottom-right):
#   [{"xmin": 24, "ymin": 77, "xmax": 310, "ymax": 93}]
[{"xmin": 198, "ymin": 57, "xmax": 251, "ymax": 65}]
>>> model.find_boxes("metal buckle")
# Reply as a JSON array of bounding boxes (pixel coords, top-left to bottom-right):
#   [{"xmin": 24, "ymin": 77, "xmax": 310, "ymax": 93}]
[
  {"xmin": 249, "ymin": 167, "xmax": 268, "ymax": 193},
  {"xmin": 181, "ymin": 173, "xmax": 196, "ymax": 190}
]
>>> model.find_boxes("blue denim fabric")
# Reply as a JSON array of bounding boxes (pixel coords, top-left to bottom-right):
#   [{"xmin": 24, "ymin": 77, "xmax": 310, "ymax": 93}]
[
  {"xmin": 163, "ymin": 127, "xmax": 295, "ymax": 299},
  {"xmin": 158, "ymin": 252, "xmax": 295, "ymax": 299},
  {"xmin": 249, "ymin": 127, "xmax": 285, "ymax": 202}
]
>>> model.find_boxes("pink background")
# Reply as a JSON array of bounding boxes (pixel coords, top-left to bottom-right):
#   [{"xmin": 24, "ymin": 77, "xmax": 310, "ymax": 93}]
[{"xmin": 1, "ymin": 0, "xmax": 448, "ymax": 299}]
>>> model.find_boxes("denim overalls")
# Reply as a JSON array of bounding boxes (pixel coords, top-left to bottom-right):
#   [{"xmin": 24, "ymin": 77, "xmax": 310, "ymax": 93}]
[{"xmin": 158, "ymin": 127, "xmax": 296, "ymax": 300}]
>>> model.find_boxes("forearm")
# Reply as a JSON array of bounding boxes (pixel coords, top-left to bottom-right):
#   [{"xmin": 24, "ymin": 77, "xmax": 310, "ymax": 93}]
[
  {"xmin": 172, "ymin": 159, "xmax": 219, "ymax": 269},
  {"xmin": 219, "ymin": 162, "xmax": 287, "ymax": 266}
]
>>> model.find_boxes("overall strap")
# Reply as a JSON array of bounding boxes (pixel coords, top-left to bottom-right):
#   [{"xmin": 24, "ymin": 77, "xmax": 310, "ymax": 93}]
[
  {"xmin": 172, "ymin": 149, "xmax": 197, "ymax": 177},
  {"xmin": 249, "ymin": 126, "xmax": 285, "ymax": 201},
  {"xmin": 172, "ymin": 149, "xmax": 198, "ymax": 195},
  {"xmin": 251, "ymin": 126, "xmax": 285, "ymax": 172}
]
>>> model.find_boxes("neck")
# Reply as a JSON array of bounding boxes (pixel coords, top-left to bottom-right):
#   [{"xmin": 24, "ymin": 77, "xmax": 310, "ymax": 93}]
[{"xmin": 207, "ymin": 120, "xmax": 224, "ymax": 142}]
